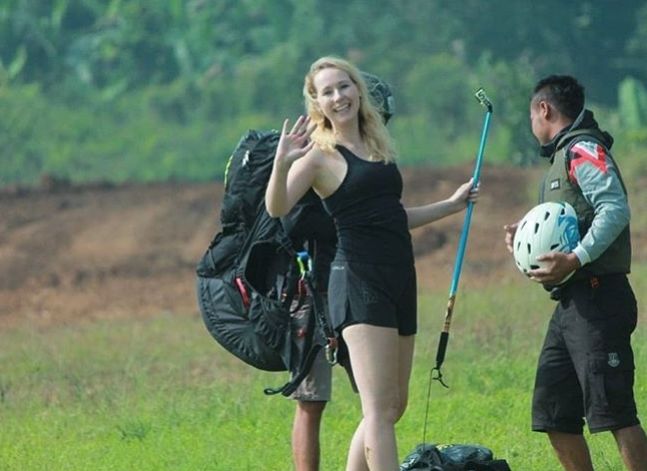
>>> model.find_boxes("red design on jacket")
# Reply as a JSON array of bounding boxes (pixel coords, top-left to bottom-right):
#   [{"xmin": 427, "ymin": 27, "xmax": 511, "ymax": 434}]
[{"xmin": 569, "ymin": 141, "xmax": 608, "ymax": 183}]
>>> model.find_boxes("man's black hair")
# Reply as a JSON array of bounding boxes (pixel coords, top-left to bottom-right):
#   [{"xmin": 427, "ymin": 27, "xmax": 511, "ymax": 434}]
[{"xmin": 532, "ymin": 75, "xmax": 585, "ymax": 120}]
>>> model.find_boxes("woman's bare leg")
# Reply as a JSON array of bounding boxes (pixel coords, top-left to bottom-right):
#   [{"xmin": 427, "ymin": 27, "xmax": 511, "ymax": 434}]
[{"xmin": 342, "ymin": 324, "xmax": 415, "ymax": 471}]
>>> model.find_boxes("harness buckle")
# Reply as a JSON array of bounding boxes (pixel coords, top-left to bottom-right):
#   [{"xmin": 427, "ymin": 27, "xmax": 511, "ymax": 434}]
[
  {"xmin": 296, "ymin": 251, "xmax": 312, "ymax": 279},
  {"xmin": 325, "ymin": 338, "xmax": 338, "ymax": 365}
]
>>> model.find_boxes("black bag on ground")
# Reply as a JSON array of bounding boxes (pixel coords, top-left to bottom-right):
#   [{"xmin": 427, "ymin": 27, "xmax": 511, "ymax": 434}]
[
  {"xmin": 400, "ymin": 443, "xmax": 512, "ymax": 471},
  {"xmin": 196, "ymin": 129, "xmax": 336, "ymax": 396}
]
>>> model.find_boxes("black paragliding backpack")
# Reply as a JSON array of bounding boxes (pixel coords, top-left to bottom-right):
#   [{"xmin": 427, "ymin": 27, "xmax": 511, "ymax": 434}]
[{"xmin": 195, "ymin": 129, "xmax": 338, "ymax": 396}]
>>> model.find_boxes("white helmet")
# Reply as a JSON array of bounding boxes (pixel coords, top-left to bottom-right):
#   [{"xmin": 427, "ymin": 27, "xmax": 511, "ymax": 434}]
[{"xmin": 513, "ymin": 201, "xmax": 580, "ymax": 284}]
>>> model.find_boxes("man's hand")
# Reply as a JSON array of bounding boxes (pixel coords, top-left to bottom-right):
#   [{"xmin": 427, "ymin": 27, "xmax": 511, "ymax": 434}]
[
  {"xmin": 528, "ymin": 252, "xmax": 581, "ymax": 285},
  {"xmin": 503, "ymin": 223, "xmax": 518, "ymax": 254}
]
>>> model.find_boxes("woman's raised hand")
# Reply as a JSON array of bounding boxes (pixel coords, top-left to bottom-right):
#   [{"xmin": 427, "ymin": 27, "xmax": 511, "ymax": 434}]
[{"xmin": 274, "ymin": 116, "xmax": 316, "ymax": 172}]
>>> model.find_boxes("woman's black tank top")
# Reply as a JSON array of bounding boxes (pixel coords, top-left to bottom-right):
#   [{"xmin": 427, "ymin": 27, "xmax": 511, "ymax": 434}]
[{"xmin": 321, "ymin": 145, "xmax": 413, "ymax": 264}]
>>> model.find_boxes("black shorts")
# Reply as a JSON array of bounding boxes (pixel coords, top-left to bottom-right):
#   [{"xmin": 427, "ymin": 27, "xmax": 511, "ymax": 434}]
[
  {"xmin": 327, "ymin": 259, "xmax": 417, "ymax": 336},
  {"xmin": 532, "ymin": 274, "xmax": 640, "ymax": 434}
]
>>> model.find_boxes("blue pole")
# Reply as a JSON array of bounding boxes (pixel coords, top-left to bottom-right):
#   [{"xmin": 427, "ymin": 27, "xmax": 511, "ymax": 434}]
[
  {"xmin": 449, "ymin": 110, "xmax": 491, "ymax": 296},
  {"xmin": 431, "ymin": 90, "xmax": 492, "ymax": 388}
]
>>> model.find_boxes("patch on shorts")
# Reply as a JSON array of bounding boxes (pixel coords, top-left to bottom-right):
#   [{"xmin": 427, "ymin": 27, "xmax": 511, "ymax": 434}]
[
  {"xmin": 361, "ymin": 282, "xmax": 379, "ymax": 304},
  {"xmin": 607, "ymin": 352, "xmax": 621, "ymax": 368}
]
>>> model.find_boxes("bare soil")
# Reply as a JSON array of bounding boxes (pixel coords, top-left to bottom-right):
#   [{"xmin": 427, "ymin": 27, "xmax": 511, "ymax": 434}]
[{"xmin": 1, "ymin": 165, "xmax": 644, "ymax": 329}]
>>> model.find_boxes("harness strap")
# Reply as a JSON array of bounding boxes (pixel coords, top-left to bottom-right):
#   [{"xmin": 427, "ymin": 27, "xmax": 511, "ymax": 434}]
[{"xmin": 296, "ymin": 250, "xmax": 338, "ymax": 366}]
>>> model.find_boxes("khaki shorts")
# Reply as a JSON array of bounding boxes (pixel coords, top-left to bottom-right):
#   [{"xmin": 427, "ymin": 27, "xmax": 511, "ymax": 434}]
[
  {"xmin": 289, "ymin": 299, "xmax": 333, "ymax": 402},
  {"xmin": 290, "ymin": 348, "xmax": 332, "ymax": 402}
]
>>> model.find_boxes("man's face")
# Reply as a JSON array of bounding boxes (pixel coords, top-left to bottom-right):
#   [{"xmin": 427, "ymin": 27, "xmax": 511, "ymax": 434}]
[{"xmin": 529, "ymin": 98, "xmax": 551, "ymax": 145}]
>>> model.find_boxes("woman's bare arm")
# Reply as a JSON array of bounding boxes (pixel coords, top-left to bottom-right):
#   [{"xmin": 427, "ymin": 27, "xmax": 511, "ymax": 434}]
[{"xmin": 405, "ymin": 179, "xmax": 478, "ymax": 229}]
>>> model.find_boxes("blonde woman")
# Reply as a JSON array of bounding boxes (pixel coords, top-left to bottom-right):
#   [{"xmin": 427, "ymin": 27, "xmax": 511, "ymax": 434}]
[{"xmin": 266, "ymin": 56, "xmax": 477, "ymax": 470}]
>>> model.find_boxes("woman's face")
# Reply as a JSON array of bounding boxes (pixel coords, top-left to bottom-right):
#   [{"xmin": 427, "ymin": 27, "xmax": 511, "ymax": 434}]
[{"xmin": 312, "ymin": 67, "xmax": 360, "ymax": 127}]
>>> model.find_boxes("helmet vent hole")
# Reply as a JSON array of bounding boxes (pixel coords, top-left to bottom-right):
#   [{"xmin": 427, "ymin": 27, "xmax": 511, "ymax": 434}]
[
  {"xmin": 550, "ymin": 243, "xmax": 559, "ymax": 250},
  {"xmin": 544, "ymin": 211, "xmax": 550, "ymax": 221},
  {"xmin": 530, "ymin": 264, "xmax": 540, "ymax": 270},
  {"xmin": 534, "ymin": 223, "xmax": 540, "ymax": 234},
  {"xmin": 526, "ymin": 243, "xmax": 531, "ymax": 254}
]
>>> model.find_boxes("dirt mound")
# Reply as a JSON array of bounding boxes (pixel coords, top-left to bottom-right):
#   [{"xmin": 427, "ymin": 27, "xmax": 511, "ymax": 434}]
[{"xmin": 0, "ymin": 164, "xmax": 636, "ymax": 329}]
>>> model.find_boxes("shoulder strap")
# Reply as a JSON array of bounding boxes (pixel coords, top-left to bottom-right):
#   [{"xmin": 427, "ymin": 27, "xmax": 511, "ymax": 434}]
[
  {"xmin": 335, "ymin": 144, "xmax": 355, "ymax": 163},
  {"xmin": 302, "ymin": 269, "xmax": 338, "ymax": 363}
]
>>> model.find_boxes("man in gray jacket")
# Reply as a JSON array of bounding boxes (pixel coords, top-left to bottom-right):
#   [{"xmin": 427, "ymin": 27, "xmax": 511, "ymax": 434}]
[{"xmin": 504, "ymin": 75, "xmax": 647, "ymax": 471}]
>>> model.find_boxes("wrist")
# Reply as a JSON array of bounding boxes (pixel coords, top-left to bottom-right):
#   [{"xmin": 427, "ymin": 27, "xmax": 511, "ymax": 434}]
[
  {"xmin": 566, "ymin": 252, "xmax": 582, "ymax": 271},
  {"xmin": 449, "ymin": 197, "xmax": 466, "ymax": 213},
  {"xmin": 273, "ymin": 156, "xmax": 292, "ymax": 174}
]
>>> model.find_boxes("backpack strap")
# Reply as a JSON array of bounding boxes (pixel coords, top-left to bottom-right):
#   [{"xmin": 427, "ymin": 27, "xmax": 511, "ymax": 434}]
[
  {"xmin": 263, "ymin": 343, "xmax": 325, "ymax": 396},
  {"xmin": 296, "ymin": 251, "xmax": 338, "ymax": 365}
]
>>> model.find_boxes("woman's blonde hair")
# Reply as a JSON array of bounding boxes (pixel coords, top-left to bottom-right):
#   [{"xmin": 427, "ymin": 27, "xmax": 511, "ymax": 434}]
[{"xmin": 303, "ymin": 56, "xmax": 397, "ymax": 163}]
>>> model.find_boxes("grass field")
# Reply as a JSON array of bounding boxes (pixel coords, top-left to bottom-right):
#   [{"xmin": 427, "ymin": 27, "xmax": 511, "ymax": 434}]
[{"xmin": 2, "ymin": 268, "xmax": 647, "ymax": 470}]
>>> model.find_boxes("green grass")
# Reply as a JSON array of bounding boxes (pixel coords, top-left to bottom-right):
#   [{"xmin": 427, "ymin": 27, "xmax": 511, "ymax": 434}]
[{"xmin": 2, "ymin": 268, "xmax": 647, "ymax": 470}]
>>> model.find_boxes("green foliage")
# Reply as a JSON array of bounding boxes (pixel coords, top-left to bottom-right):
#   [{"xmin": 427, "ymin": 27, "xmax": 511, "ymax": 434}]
[
  {"xmin": 0, "ymin": 82, "xmax": 286, "ymax": 185},
  {"xmin": 401, "ymin": 53, "xmax": 472, "ymax": 134},
  {"xmin": 2, "ymin": 1, "xmax": 647, "ymax": 185},
  {"xmin": 618, "ymin": 76, "xmax": 647, "ymax": 130},
  {"xmin": 626, "ymin": 3, "xmax": 647, "ymax": 78},
  {"xmin": 472, "ymin": 54, "xmax": 537, "ymax": 165},
  {"xmin": 0, "ymin": 84, "xmax": 50, "ymax": 184},
  {"xmin": 598, "ymin": 88, "xmax": 647, "ymax": 191}
]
